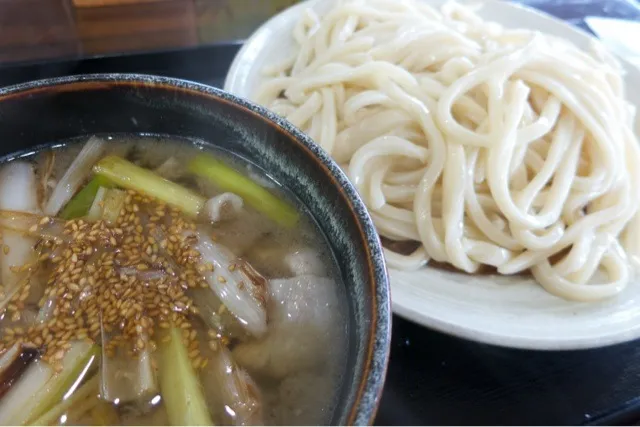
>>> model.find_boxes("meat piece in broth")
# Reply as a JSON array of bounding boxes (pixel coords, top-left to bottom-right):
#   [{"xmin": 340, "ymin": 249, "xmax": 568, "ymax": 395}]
[
  {"xmin": 153, "ymin": 157, "xmax": 183, "ymax": 181},
  {"xmin": 271, "ymin": 371, "xmax": 336, "ymax": 425},
  {"xmin": 233, "ymin": 275, "xmax": 341, "ymax": 379},
  {"xmin": 212, "ymin": 209, "xmax": 277, "ymax": 255},
  {"xmin": 283, "ymin": 247, "xmax": 327, "ymax": 277},
  {"xmin": 246, "ymin": 242, "xmax": 328, "ymax": 278},
  {"xmin": 204, "ymin": 347, "xmax": 263, "ymax": 426},
  {"xmin": 203, "ymin": 193, "xmax": 244, "ymax": 223}
]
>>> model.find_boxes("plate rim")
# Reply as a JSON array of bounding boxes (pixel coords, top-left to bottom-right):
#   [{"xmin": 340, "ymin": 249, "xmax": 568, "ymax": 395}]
[
  {"xmin": 390, "ymin": 277, "xmax": 640, "ymax": 350},
  {"xmin": 224, "ymin": 0, "xmax": 640, "ymax": 350}
]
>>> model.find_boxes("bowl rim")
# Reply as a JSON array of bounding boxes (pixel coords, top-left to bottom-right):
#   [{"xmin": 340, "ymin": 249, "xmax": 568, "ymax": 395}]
[{"xmin": 0, "ymin": 73, "xmax": 392, "ymax": 425}]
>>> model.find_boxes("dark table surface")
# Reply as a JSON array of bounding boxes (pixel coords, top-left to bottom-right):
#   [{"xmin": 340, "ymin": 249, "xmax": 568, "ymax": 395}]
[{"xmin": 2, "ymin": 1, "xmax": 640, "ymax": 425}]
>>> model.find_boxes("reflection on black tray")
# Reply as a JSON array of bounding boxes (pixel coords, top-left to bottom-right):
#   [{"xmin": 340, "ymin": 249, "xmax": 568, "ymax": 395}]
[{"xmin": 377, "ymin": 317, "xmax": 640, "ymax": 425}]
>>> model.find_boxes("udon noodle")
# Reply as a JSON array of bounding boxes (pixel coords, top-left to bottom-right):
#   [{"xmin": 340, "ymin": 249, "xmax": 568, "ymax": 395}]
[{"xmin": 255, "ymin": 0, "xmax": 640, "ymax": 302}]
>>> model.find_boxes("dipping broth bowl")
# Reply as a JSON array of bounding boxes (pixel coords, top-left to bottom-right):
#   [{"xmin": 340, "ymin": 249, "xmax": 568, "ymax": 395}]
[{"xmin": 0, "ymin": 74, "xmax": 391, "ymax": 425}]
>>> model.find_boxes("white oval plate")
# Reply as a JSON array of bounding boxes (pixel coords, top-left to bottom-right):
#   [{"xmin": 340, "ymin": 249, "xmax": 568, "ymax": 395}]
[{"xmin": 224, "ymin": 0, "xmax": 640, "ymax": 350}]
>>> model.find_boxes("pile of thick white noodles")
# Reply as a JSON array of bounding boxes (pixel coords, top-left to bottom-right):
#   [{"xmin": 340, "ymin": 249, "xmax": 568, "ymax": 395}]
[{"xmin": 254, "ymin": 0, "xmax": 640, "ymax": 302}]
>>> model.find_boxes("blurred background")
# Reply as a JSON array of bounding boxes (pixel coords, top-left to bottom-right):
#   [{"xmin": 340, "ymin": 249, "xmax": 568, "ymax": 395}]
[{"xmin": 0, "ymin": 0, "xmax": 298, "ymax": 64}]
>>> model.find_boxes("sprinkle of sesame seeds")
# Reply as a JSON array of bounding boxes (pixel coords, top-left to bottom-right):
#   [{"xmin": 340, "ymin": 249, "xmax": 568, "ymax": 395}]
[{"xmin": 2, "ymin": 190, "xmax": 231, "ymax": 367}]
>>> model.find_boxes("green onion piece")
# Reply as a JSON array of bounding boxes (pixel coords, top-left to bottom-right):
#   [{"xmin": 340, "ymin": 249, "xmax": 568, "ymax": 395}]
[
  {"xmin": 25, "ymin": 343, "xmax": 99, "ymax": 424},
  {"xmin": 86, "ymin": 187, "xmax": 107, "ymax": 221},
  {"xmin": 188, "ymin": 153, "xmax": 299, "ymax": 227},
  {"xmin": 59, "ymin": 176, "xmax": 113, "ymax": 220},
  {"xmin": 93, "ymin": 156, "xmax": 205, "ymax": 217},
  {"xmin": 101, "ymin": 189, "xmax": 127, "ymax": 224},
  {"xmin": 0, "ymin": 341, "xmax": 98, "ymax": 425},
  {"xmin": 29, "ymin": 375, "xmax": 100, "ymax": 426},
  {"xmin": 100, "ymin": 323, "xmax": 158, "ymax": 405},
  {"xmin": 159, "ymin": 327, "xmax": 213, "ymax": 426},
  {"xmin": 87, "ymin": 188, "xmax": 126, "ymax": 224}
]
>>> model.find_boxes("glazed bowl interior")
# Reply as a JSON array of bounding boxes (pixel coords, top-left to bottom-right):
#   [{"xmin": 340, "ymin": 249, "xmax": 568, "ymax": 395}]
[{"xmin": 0, "ymin": 74, "xmax": 391, "ymax": 425}]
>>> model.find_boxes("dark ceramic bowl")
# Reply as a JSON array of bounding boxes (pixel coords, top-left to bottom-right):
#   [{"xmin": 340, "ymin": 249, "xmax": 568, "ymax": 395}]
[{"xmin": 0, "ymin": 74, "xmax": 391, "ymax": 425}]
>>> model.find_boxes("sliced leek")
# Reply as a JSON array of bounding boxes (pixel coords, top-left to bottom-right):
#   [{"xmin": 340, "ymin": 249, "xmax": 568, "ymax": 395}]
[
  {"xmin": 60, "ymin": 175, "xmax": 112, "ymax": 220},
  {"xmin": 159, "ymin": 327, "xmax": 213, "ymax": 426},
  {"xmin": 0, "ymin": 341, "xmax": 98, "ymax": 425},
  {"xmin": 94, "ymin": 156, "xmax": 205, "ymax": 216},
  {"xmin": 29, "ymin": 375, "xmax": 100, "ymax": 426},
  {"xmin": 188, "ymin": 153, "xmax": 299, "ymax": 227}
]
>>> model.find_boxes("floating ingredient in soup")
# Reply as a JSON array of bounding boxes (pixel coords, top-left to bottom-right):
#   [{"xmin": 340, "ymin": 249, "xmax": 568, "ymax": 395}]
[
  {"xmin": 159, "ymin": 326, "xmax": 212, "ymax": 426},
  {"xmin": 0, "ymin": 136, "xmax": 347, "ymax": 426},
  {"xmin": 233, "ymin": 275, "xmax": 341, "ymax": 379},
  {"xmin": 0, "ymin": 162, "xmax": 40, "ymax": 314},
  {"xmin": 188, "ymin": 154, "xmax": 299, "ymax": 228},
  {"xmin": 205, "ymin": 346, "xmax": 263, "ymax": 426}
]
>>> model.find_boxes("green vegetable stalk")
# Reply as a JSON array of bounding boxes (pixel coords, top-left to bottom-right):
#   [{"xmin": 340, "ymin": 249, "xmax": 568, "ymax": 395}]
[
  {"xmin": 93, "ymin": 156, "xmax": 205, "ymax": 217},
  {"xmin": 159, "ymin": 327, "xmax": 213, "ymax": 426},
  {"xmin": 0, "ymin": 341, "xmax": 98, "ymax": 425},
  {"xmin": 60, "ymin": 176, "xmax": 113, "ymax": 220},
  {"xmin": 25, "ymin": 343, "xmax": 99, "ymax": 424},
  {"xmin": 29, "ymin": 375, "xmax": 100, "ymax": 426},
  {"xmin": 101, "ymin": 189, "xmax": 127, "ymax": 223},
  {"xmin": 87, "ymin": 188, "xmax": 126, "ymax": 223},
  {"xmin": 188, "ymin": 153, "xmax": 299, "ymax": 227}
]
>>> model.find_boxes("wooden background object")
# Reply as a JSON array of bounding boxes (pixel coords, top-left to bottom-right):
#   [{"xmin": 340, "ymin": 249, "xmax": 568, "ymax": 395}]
[
  {"xmin": 0, "ymin": 0, "xmax": 80, "ymax": 63},
  {"xmin": 196, "ymin": 0, "xmax": 297, "ymax": 43},
  {"xmin": 75, "ymin": 0, "xmax": 198, "ymax": 54},
  {"xmin": 73, "ymin": 0, "xmax": 170, "ymax": 7},
  {"xmin": 0, "ymin": 0, "xmax": 299, "ymax": 64}
]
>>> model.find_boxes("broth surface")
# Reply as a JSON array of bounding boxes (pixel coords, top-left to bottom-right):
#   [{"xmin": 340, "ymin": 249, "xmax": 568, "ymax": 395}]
[{"xmin": 0, "ymin": 135, "xmax": 348, "ymax": 426}]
